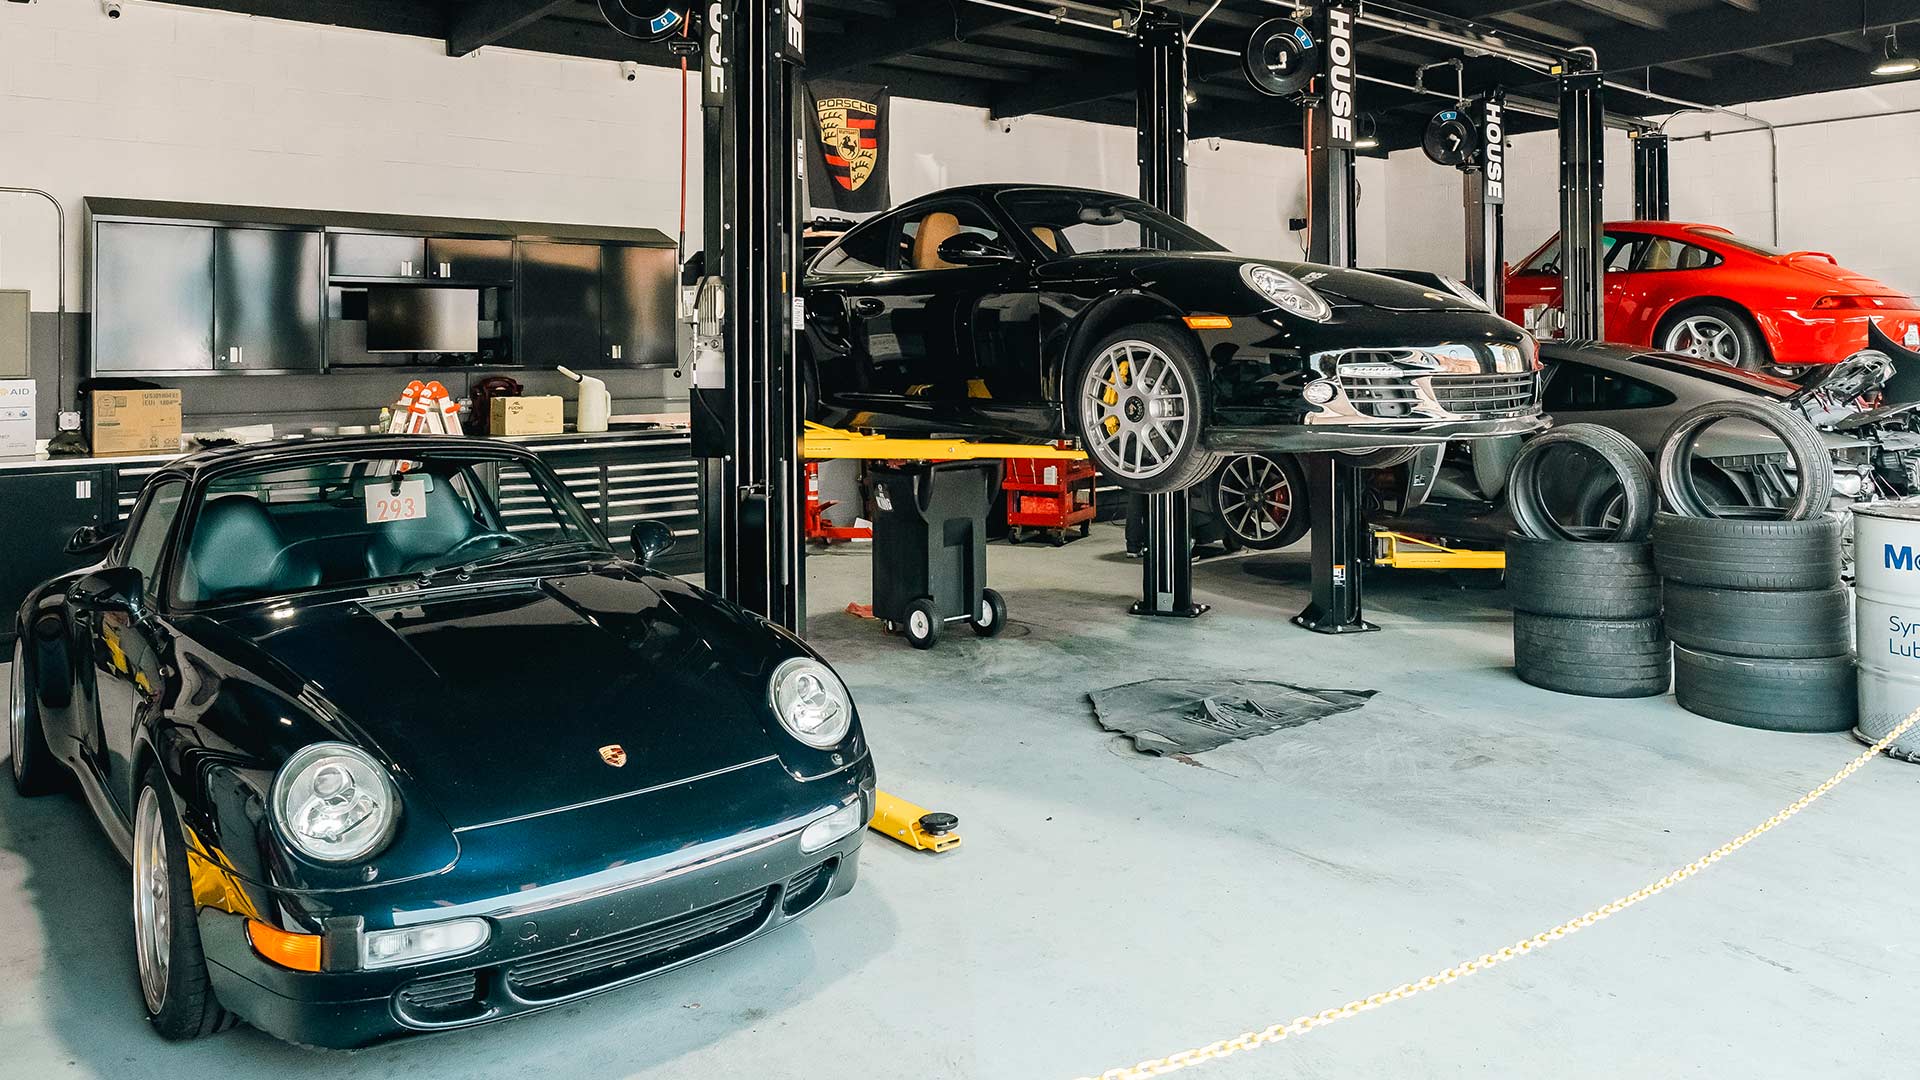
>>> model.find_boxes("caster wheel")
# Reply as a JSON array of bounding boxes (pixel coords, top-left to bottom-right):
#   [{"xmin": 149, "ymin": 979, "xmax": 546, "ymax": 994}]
[
  {"xmin": 1050, "ymin": 531, "xmax": 1065, "ymax": 547},
  {"xmin": 1009, "ymin": 530, "xmax": 1024, "ymax": 545},
  {"xmin": 970, "ymin": 588, "xmax": 1007, "ymax": 638},
  {"xmin": 904, "ymin": 599, "xmax": 940, "ymax": 650}
]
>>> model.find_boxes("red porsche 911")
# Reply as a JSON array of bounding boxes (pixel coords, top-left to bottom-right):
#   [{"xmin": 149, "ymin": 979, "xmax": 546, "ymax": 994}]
[{"xmin": 1505, "ymin": 220, "xmax": 1920, "ymax": 375}]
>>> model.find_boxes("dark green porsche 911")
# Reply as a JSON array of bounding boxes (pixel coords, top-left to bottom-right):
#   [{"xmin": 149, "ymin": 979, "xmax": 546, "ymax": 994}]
[{"xmin": 8, "ymin": 436, "xmax": 874, "ymax": 1047}]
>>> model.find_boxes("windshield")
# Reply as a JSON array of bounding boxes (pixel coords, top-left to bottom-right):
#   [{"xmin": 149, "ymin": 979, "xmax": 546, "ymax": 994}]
[
  {"xmin": 995, "ymin": 189, "xmax": 1225, "ymax": 257},
  {"xmin": 1687, "ymin": 226, "xmax": 1785, "ymax": 258},
  {"xmin": 169, "ymin": 449, "xmax": 605, "ymax": 607}
]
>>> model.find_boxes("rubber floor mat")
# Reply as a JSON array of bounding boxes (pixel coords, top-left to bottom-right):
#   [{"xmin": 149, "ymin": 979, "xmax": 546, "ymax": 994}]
[{"xmin": 1088, "ymin": 678, "xmax": 1376, "ymax": 755}]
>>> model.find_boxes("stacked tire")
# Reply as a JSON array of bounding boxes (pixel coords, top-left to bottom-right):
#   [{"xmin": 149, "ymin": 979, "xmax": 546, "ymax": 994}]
[
  {"xmin": 1505, "ymin": 424, "xmax": 1670, "ymax": 698},
  {"xmin": 1654, "ymin": 513, "xmax": 1856, "ymax": 732}
]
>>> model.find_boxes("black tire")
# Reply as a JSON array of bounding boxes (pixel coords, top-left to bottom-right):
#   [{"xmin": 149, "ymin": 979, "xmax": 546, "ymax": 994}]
[
  {"xmin": 1073, "ymin": 323, "xmax": 1221, "ymax": 494},
  {"xmin": 133, "ymin": 766, "xmax": 238, "ymax": 1040},
  {"xmin": 9, "ymin": 633, "xmax": 64, "ymax": 796},
  {"xmin": 1651, "ymin": 512, "xmax": 1843, "ymax": 590},
  {"xmin": 1513, "ymin": 612, "xmax": 1671, "ymax": 698},
  {"xmin": 1504, "ymin": 534, "xmax": 1660, "ymax": 619},
  {"xmin": 1673, "ymin": 646, "xmax": 1855, "ymax": 732},
  {"xmin": 903, "ymin": 598, "xmax": 939, "ymax": 650},
  {"xmin": 1508, "ymin": 423, "xmax": 1657, "ymax": 542},
  {"xmin": 1210, "ymin": 454, "xmax": 1310, "ymax": 551},
  {"xmin": 1656, "ymin": 398, "xmax": 1832, "ymax": 520},
  {"xmin": 1663, "ymin": 582, "xmax": 1852, "ymax": 659},
  {"xmin": 1657, "ymin": 302, "xmax": 1771, "ymax": 372},
  {"xmin": 971, "ymin": 588, "xmax": 1007, "ymax": 637}
]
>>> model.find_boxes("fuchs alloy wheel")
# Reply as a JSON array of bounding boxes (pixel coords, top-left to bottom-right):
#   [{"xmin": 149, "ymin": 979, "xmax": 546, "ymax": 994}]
[
  {"xmin": 1213, "ymin": 454, "xmax": 1309, "ymax": 550},
  {"xmin": 1660, "ymin": 304, "xmax": 1769, "ymax": 371},
  {"xmin": 1076, "ymin": 325, "xmax": 1220, "ymax": 494},
  {"xmin": 133, "ymin": 770, "xmax": 234, "ymax": 1040},
  {"xmin": 9, "ymin": 636, "xmax": 61, "ymax": 796},
  {"xmin": 970, "ymin": 588, "xmax": 1007, "ymax": 637},
  {"xmin": 904, "ymin": 598, "xmax": 939, "ymax": 650}
]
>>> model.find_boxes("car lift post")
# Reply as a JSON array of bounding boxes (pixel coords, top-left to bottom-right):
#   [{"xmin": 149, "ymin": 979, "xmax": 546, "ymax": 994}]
[
  {"xmin": 1559, "ymin": 67, "xmax": 1608, "ymax": 342},
  {"xmin": 1632, "ymin": 130, "xmax": 1670, "ymax": 221},
  {"xmin": 1130, "ymin": 8, "xmax": 1205, "ymax": 619},
  {"xmin": 1294, "ymin": 0, "xmax": 1376, "ymax": 635},
  {"xmin": 693, "ymin": 0, "xmax": 807, "ymax": 631},
  {"xmin": 1464, "ymin": 89, "xmax": 1506, "ymax": 310}
]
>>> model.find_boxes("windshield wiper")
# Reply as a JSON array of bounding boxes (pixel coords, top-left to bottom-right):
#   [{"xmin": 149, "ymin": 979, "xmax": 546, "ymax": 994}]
[{"xmin": 463, "ymin": 538, "xmax": 606, "ymax": 573}]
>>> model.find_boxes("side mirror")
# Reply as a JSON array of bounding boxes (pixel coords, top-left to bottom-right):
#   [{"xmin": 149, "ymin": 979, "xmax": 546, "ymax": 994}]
[
  {"xmin": 629, "ymin": 520, "xmax": 676, "ymax": 566},
  {"xmin": 69, "ymin": 566, "xmax": 145, "ymax": 617},
  {"xmin": 65, "ymin": 524, "xmax": 118, "ymax": 557},
  {"xmin": 936, "ymin": 234, "xmax": 1015, "ymax": 266}
]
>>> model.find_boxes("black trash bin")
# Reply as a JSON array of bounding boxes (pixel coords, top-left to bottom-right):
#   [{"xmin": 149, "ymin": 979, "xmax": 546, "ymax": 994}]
[{"xmin": 869, "ymin": 461, "xmax": 1007, "ymax": 649}]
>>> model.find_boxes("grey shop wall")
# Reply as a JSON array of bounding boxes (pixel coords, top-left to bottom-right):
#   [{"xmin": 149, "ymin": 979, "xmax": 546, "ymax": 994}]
[{"xmin": 25, "ymin": 311, "xmax": 687, "ymax": 440}]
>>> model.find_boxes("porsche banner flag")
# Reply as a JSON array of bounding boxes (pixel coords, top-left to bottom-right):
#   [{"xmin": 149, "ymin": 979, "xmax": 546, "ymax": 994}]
[{"xmin": 806, "ymin": 81, "xmax": 890, "ymax": 213}]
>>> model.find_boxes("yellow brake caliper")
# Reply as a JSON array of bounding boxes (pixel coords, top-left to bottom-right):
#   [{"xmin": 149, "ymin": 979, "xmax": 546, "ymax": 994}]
[{"xmin": 1102, "ymin": 359, "xmax": 1128, "ymax": 437}]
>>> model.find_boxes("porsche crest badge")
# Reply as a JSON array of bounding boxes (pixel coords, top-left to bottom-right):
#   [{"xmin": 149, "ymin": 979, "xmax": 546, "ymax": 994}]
[
  {"xmin": 598, "ymin": 744, "xmax": 628, "ymax": 768},
  {"xmin": 815, "ymin": 94, "xmax": 880, "ymax": 193}
]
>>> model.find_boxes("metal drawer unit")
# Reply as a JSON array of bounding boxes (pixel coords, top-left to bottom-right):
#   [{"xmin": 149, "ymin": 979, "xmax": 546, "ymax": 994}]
[
  {"xmin": 112, "ymin": 462, "xmax": 170, "ymax": 522},
  {"xmin": 514, "ymin": 430, "xmax": 703, "ymax": 576}
]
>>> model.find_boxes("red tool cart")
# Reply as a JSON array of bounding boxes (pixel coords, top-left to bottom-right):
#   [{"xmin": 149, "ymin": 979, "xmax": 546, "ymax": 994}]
[{"xmin": 1004, "ymin": 456, "xmax": 1096, "ymax": 545}]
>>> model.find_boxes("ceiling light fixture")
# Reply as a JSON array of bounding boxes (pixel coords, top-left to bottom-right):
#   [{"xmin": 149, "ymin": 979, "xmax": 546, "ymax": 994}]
[{"xmin": 1874, "ymin": 28, "xmax": 1920, "ymax": 76}]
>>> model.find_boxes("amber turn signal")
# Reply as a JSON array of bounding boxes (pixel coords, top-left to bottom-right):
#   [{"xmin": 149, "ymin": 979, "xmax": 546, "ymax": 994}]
[
  {"xmin": 247, "ymin": 919, "xmax": 323, "ymax": 972},
  {"xmin": 1183, "ymin": 315, "xmax": 1233, "ymax": 330}
]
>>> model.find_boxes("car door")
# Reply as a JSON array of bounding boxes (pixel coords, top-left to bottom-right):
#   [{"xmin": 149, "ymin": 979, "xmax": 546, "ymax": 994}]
[
  {"xmin": 806, "ymin": 198, "xmax": 1028, "ymax": 434},
  {"xmin": 1600, "ymin": 232, "xmax": 1654, "ymax": 343},
  {"xmin": 80, "ymin": 479, "xmax": 186, "ymax": 816},
  {"xmin": 1504, "ymin": 236, "xmax": 1562, "ymax": 329}
]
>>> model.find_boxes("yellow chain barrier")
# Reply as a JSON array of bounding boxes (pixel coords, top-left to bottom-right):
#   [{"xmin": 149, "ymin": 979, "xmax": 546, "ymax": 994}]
[{"xmin": 1074, "ymin": 706, "xmax": 1920, "ymax": 1080}]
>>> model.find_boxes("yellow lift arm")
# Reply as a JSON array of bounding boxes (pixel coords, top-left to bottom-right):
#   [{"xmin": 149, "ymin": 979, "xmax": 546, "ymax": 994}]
[
  {"xmin": 870, "ymin": 790, "xmax": 962, "ymax": 853},
  {"xmin": 1372, "ymin": 530, "xmax": 1506, "ymax": 571},
  {"xmin": 802, "ymin": 421, "xmax": 1085, "ymax": 462}
]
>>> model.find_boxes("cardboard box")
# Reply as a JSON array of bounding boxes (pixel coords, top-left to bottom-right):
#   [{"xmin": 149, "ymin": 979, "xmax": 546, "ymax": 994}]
[
  {"xmin": 490, "ymin": 395, "xmax": 566, "ymax": 436},
  {"xmin": 89, "ymin": 389, "xmax": 182, "ymax": 457},
  {"xmin": 0, "ymin": 379, "xmax": 35, "ymax": 458}
]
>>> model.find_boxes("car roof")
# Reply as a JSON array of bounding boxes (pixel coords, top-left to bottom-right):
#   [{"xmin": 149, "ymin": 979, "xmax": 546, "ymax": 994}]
[{"xmin": 892, "ymin": 183, "xmax": 1134, "ymax": 212}]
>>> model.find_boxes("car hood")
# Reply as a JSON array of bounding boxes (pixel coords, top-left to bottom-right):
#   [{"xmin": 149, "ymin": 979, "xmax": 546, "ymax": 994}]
[
  {"xmin": 206, "ymin": 569, "xmax": 785, "ymax": 831},
  {"xmin": 1039, "ymin": 250, "xmax": 1488, "ymax": 314}
]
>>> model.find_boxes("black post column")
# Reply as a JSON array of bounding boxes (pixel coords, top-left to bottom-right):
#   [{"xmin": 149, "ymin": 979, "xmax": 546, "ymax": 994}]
[
  {"xmin": 1129, "ymin": 9, "xmax": 1205, "ymax": 619},
  {"xmin": 1632, "ymin": 130, "xmax": 1670, "ymax": 221},
  {"xmin": 1464, "ymin": 90, "xmax": 1506, "ymax": 310},
  {"xmin": 1558, "ymin": 69, "xmax": 1606, "ymax": 342},
  {"xmin": 1294, "ymin": 0, "xmax": 1376, "ymax": 635},
  {"xmin": 693, "ymin": 0, "xmax": 807, "ymax": 630}
]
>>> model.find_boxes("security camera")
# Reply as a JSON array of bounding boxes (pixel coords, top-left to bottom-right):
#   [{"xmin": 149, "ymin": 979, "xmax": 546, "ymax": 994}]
[
  {"xmin": 621, "ymin": 61, "xmax": 639, "ymax": 82},
  {"xmin": 101, "ymin": 0, "xmax": 122, "ymax": 17}
]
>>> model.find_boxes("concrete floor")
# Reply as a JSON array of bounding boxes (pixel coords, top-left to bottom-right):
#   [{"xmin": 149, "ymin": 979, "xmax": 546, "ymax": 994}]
[{"xmin": 4, "ymin": 524, "xmax": 1918, "ymax": 1079}]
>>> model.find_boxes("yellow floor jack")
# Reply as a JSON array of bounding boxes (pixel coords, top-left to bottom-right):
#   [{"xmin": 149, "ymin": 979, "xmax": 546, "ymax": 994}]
[{"xmin": 870, "ymin": 790, "xmax": 962, "ymax": 853}]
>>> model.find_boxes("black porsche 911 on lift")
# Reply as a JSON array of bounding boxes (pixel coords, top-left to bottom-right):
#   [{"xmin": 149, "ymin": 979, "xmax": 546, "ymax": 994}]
[{"xmin": 802, "ymin": 184, "xmax": 1547, "ymax": 492}]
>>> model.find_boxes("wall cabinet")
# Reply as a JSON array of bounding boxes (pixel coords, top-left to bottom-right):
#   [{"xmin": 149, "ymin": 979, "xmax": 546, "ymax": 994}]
[
  {"xmin": 93, "ymin": 222, "xmax": 324, "ymax": 375},
  {"xmin": 327, "ymin": 232, "xmax": 428, "ymax": 280},
  {"xmin": 517, "ymin": 241, "xmax": 603, "ymax": 368},
  {"xmin": 602, "ymin": 244, "xmax": 677, "ymax": 368},
  {"xmin": 426, "ymin": 237, "xmax": 514, "ymax": 283}
]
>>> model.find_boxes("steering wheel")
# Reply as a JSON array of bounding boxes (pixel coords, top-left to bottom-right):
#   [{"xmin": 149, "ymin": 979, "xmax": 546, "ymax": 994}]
[{"xmin": 406, "ymin": 531, "xmax": 526, "ymax": 573}]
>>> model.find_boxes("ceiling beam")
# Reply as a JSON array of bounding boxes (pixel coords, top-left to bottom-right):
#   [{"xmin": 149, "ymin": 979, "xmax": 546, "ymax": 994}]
[
  {"xmin": 448, "ymin": 0, "xmax": 574, "ymax": 57},
  {"xmin": 814, "ymin": 4, "xmax": 1027, "ymax": 77},
  {"xmin": 1567, "ymin": 0, "xmax": 1667, "ymax": 30},
  {"xmin": 1587, "ymin": 0, "xmax": 1920, "ymax": 72}
]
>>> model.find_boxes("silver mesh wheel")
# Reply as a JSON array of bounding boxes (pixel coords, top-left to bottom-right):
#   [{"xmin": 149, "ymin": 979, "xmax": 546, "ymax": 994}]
[{"xmin": 1079, "ymin": 339, "xmax": 1193, "ymax": 480}]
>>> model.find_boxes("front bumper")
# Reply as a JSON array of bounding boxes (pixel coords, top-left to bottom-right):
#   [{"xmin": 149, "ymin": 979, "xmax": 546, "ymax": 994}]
[
  {"xmin": 201, "ymin": 793, "xmax": 869, "ymax": 1049},
  {"xmin": 1205, "ymin": 412, "xmax": 1549, "ymax": 452}
]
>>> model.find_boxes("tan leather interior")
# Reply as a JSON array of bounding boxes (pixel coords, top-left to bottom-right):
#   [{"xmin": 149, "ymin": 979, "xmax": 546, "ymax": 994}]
[
  {"xmin": 912, "ymin": 212, "xmax": 963, "ymax": 270},
  {"xmin": 1031, "ymin": 226, "xmax": 1060, "ymax": 252}
]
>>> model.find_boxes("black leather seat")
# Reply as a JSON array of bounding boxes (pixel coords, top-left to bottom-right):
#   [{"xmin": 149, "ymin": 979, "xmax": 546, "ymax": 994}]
[
  {"xmin": 178, "ymin": 496, "xmax": 323, "ymax": 603},
  {"xmin": 363, "ymin": 477, "xmax": 480, "ymax": 577}
]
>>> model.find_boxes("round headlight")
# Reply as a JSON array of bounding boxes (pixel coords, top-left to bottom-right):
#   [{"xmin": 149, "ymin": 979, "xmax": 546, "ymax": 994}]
[
  {"xmin": 1241, "ymin": 263, "xmax": 1332, "ymax": 323},
  {"xmin": 271, "ymin": 742, "xmax": 400, "ymax": 863},
  {"xmin": 769, "ymin": 657, "xmax": 853, "ymax": 749},
  {"xmin": 1302, "ymin": 379, "xmax": 1339, "ymax": 405}
]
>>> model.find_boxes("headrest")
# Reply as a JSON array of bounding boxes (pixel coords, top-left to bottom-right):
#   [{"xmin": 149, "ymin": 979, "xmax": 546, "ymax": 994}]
[
  {"xmin": 363, "ymin": 476, "xmax": 479, "ymax": 577},
  {"xmin": 179, "ymin": 496, "xmax": 320, "ymax": 603},
  {"xmin": 913, "ymin": 212, "xmax": 963, "ymax": 270}
]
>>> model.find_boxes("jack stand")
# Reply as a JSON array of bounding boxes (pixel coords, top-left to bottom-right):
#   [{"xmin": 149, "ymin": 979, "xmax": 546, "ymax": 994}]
[
  {"xmin": 1131, "ymin": 490, "xmax": 1207, "ymax": 618},
  {"xmin": 1294, "ymin": 452, "xmax": 1379, "ymax": 634},
  {"xmin": 870, "ymin": 790, "xmax": 961, "ymax": 853}
]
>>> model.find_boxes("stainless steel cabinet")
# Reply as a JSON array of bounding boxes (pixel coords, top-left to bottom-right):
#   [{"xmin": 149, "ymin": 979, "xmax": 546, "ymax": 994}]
[
  {"xmin": 601, "ymin": 244, "xmax": 677, "ymax": 368},
  {"xmin": 92, "ymin": 222, "xmax": 215, "ymax": 373},
  {"xmin": 214, "ymin": 227, "xmax": 324, "ymax": 372}
]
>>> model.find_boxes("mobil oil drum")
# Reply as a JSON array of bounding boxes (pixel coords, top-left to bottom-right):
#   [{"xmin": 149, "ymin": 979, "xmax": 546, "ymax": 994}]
[{"xmin": 1853, "ymin": 503, "xmax": 1920, "ymax": 759}]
